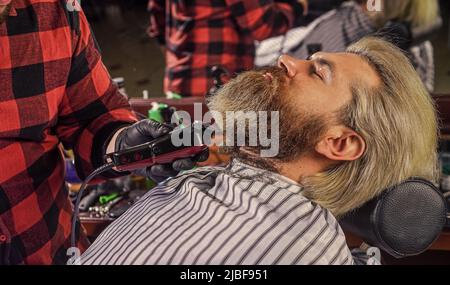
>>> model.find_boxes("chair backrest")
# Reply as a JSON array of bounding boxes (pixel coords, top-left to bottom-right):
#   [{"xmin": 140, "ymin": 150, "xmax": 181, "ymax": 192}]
[{"xmin": 340, "ymin": 178, "xmax": 447, "ymax": 258}]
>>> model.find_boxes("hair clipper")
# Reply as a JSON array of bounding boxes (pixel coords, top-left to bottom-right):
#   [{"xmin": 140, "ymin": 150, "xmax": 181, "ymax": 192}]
[{"xmin": 105, "ymin": 122, "xmax": 209, "ymax": 172}]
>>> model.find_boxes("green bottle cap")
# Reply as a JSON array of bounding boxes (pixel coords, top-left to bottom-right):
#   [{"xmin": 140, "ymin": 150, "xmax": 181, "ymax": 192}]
[{"xmin": 148, "ymin": 102, "xmax": 169, "ymax": 123}]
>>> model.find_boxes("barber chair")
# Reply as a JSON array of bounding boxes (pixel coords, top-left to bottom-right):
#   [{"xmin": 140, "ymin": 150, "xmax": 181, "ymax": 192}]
[{"xmin": 341, "ymin": 178, "xmax": 448, "ymax": 259}]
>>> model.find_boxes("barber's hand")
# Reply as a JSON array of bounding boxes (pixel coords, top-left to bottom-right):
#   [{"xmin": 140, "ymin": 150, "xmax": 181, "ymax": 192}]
[{"xmin": 114, "ymin": 120, "xmax": 209, "ymax": 182}]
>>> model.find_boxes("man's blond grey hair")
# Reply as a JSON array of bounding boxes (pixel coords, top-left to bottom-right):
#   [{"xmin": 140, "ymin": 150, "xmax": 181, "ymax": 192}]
[{"xmin": 302, "ymin": 37, "xmax": 439, "ymax": 218}]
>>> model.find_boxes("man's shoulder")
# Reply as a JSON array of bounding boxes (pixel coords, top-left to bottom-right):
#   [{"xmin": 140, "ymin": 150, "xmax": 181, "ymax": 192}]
[
  {"xmin": 14, "ymin": 0, "xmax": 73, "ymax": 24},
  {"xmin": 159, "ymin": 165, "xmax": 226, "ymax": 189},
  {"xmin": 16, "ymin": 0, "xmax": 75, "ymax": 21},
  {"xmin": 176, "ymin": 165, "xmax": 226, "ymax": 179}
]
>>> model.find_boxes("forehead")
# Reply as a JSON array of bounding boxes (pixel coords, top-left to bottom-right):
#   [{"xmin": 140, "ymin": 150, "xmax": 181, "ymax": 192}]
[{"xmin": 313, "ymin": 52, "xmax": 381, "ymax": 89}]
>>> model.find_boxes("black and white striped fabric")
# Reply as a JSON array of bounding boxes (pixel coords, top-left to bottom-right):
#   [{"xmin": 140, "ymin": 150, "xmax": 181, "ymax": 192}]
[
  {"xmin": 81, "ymin": 161, "xmax": 355, "ymax": 265},
  {"xmin": 255, "ymin": 1, "xmax": 435, "ymax": 92}
]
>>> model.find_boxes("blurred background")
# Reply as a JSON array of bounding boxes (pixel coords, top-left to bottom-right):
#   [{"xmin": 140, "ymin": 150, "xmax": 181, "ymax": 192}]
[
  {"xmin": 83, "ymin": 0, "xmax": 164, "ymax": 98},
  {"xmin": 82, "ymin": 0, "xmax": 450, "ymax": 99}
]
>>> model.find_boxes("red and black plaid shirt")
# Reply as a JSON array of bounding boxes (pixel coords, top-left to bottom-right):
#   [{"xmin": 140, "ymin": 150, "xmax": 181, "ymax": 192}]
[
  {"xmin": 0, "ymin": 0, "xmax": 137, "ymax": 265},
  {"xmin": 148, "ymin": 0, "xmax": 306, "ymax": 97}
]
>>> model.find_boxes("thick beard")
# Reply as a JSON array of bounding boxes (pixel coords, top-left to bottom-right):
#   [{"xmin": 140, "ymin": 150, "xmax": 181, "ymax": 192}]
[
  {"xmin": 208, "ymin": 66, "xmax": 330, "ymax": 172},
  {"xmin": 0, "ymin": 4, "xmax": 11, "ymax": 24}
]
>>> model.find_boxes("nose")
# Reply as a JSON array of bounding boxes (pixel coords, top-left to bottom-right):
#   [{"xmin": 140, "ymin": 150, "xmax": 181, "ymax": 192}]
[{"xmin": 278, "ymin": 55, "xmax": 299, "ymax": 78}]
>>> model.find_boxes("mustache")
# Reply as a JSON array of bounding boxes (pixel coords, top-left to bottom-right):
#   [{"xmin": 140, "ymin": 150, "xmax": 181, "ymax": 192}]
[
  {"xmin": 232, "ymin": 65, "xmax": 287, "ymax": 93},
  {"xmin": 254, "ymin": 66, "xmax": 287, "ymax": 81}
]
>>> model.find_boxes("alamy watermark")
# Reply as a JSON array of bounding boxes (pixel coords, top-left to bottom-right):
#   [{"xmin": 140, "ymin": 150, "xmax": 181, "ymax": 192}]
[
  {"xmin": 170, "ymin": 103, "xmax": 280, "ymax": 158},
  {"xmin": 366, "ymin": 247, "xmax": 381, "ymax": 265},
  {"xmin": 67, "ymin": 245, "xmax": 382, "ymax": 265},
  {"xmin": 67, "ymin": 247, "xmax": 81, "ymax": 265},
  {"xmin": 66, "ymin": 0, "xmax": 82, "ymax": 12},
  {"xmin": 367, "ymin": 0, "xmax": 383, "ymax": 12}
]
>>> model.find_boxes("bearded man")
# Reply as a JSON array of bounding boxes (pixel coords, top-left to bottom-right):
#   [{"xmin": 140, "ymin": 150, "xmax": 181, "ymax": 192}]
[{"xmin": 80, "ymin": 37, "xmax": 438, "ymax": 265}]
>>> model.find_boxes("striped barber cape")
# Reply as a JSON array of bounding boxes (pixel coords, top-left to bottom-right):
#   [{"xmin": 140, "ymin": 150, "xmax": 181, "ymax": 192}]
[{"xmin": 81, "ymin": 160, "xmax": 357, "ymax": 265}]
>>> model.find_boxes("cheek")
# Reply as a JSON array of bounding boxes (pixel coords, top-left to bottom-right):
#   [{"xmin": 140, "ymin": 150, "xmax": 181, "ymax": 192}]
[{"xmin": 288, "ymin": 82, "xmax": 329, "ymax": 115}]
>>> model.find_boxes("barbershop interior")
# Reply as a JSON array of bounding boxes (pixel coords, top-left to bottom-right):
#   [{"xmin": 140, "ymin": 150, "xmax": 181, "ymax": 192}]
[{"xmin": 1, "ymin": 0, "xmax": 450, "ymax": 266}]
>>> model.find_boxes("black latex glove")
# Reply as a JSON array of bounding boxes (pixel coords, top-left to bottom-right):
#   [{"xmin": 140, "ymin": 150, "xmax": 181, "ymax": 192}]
[{"xmin": 115, "ymin": 119, "xmax": 209, "ymax": 182}]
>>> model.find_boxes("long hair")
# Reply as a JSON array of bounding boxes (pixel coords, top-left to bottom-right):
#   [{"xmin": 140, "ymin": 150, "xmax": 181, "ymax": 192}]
[
  {"xmin": 371, "ymin": 0, "xmax": 439, "ymax": 28},
  {"xmin": 302, "ymin": 37, "xmax": 439, "ymax": 218}
]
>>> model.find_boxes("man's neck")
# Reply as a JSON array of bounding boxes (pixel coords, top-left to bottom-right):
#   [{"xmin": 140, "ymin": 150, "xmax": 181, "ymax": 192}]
[
  {"xmin": 238, "ymin": 149, "xmax": 332, "ymax": 184},
  {"xmin": 275, "ymin": 152, "xmax": 331, "ymax": 183}
]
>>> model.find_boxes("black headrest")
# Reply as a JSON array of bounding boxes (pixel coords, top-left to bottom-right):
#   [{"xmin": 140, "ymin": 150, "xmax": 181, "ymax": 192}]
[{"xmin": 340, "ymin": 178, "xmax": 447, "ymax": 258}]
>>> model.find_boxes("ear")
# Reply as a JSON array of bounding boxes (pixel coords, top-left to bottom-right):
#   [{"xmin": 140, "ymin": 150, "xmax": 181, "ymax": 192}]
[{"xmin": 315, "ymin": 127, "xmax": 366, "ymax": 162}]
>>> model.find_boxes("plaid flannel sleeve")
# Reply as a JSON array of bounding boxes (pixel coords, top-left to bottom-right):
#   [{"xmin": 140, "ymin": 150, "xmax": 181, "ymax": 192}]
[
  {"xmin": 56, "ymin": 9, "xmax": 137, "ymax": 180},
  {"xmin": 147, "ymin": 0, "xmax": 166, "ymax": 45},
  {"xmin": 225, "ymin": 0, "xmax": 305, "ymax": 41}
]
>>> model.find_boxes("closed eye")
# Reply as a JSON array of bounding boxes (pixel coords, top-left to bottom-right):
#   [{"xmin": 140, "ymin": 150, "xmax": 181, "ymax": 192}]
[
  {"xmin": 308, "ymin": 54, "xmax": 334, "ymax": 84},
  {"xmin": 314, "ymin": 71, "xmax": 323, "ymax": 80},
  {"xmin": 309, "ymin": 64, "xmax": 323, "ymax": 81}
]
